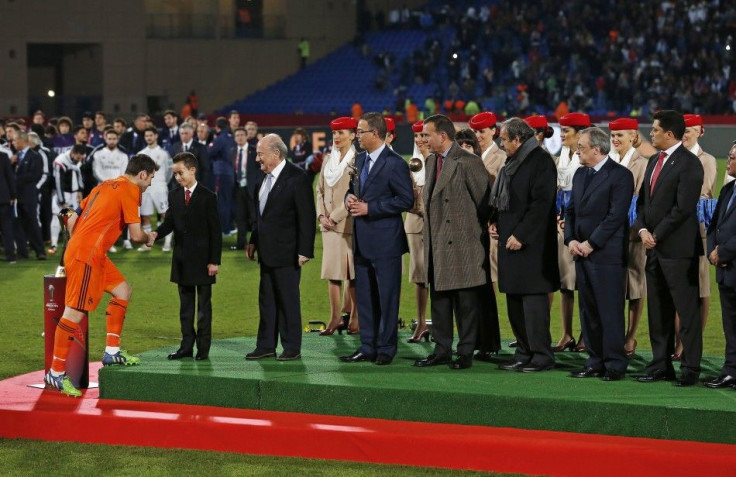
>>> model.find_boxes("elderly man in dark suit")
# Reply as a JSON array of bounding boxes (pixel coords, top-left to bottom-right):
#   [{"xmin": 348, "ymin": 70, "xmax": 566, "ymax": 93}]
[
  {"xmin": 491, "ymin": 117, "xmax": 559, "ymax": 373},
  {"xmin": 414, "ymin": 114, "xmax": 493, "ymax": 370},
  {"xmin": 341, "ymin": 112, "xmax": 414, "ymax": 365},
  {"xmin": 246, "ymin": 134, "xmax": 316, "ymax": 361},
  {"xmin": 704, "ymin": 142, "xmax": 736, "ymax": 389},
  {"xmin": 633, "ymin": 110, "xmax": 704, "ymax": 387},
  {"xmin": 565, "ymin": 127, "xmax": 634, "ymax": 381},
  {"xmin": 12, "ymin": 131, "xmax": 46, "ymax": 260}
]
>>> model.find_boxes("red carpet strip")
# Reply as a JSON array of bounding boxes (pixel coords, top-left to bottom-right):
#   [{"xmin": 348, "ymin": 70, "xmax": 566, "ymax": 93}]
[{"xmin": 1, "ymin": 364, "xmax": 735, "ymax": 476}]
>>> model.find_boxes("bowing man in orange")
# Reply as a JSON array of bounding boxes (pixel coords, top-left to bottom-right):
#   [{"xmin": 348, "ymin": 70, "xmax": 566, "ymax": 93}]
[{"xmin": 44, "ymin": 154, "xmax": 158, "ymax": 397}]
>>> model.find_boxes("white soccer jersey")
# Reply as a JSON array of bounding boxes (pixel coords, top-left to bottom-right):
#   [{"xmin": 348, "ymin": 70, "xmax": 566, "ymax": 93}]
[
  {"xmin": 93, "ymin": 147, "xmax": 129, "ymax": 182},
  {"xmin": 138, "ymin": 145, "xmax": 172, "ymax": 188}
]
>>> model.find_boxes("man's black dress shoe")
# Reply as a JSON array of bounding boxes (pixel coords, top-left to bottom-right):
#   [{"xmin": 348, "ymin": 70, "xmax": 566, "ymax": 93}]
[
  {"xmin": 498, "ymin": 360, "xmax": 527, "ymax": 371},
  {"xmin": 602, "ymin": 369, "xmax": 625, "ymax": 381},
  {"xmin": 37, "ymin": 254, "xmax": 47, "ymax": 261},
  {"xmin": 168, "ymin": 350, "xmax": 193, "ymax": 360},
  {"xmin": 339, "ymin": 350, "xmax": 375, "ymax": 363},
  {"xmin": 569, "ymin": 367, "xmax": 603, "ymax": 378},
  {"xmin": 374, "ymin": 354, "xmax": 393, "ymax": 366},
  {"xmin": 450, "ymin": 355, "xmax": 472, "ymax": 370},
  {"xmin": 195, "ymin": 353, "xmax": 209, "ymax": 361},
  {"xmin": 635, "ymin": 369, "xmax": 675, "ymax": 383},
  {"xmin": 473, "ymin": 351, "xmax": 497, "ymax": 362},
  {"xmin": 414, "ymin": 354, "xmax": 451, "ymax": 367},
  {"xmin": 245, "ymin": 348, "xmax": 276, "ymax": 360},
  {"xmin": 508, "ymin": 341, "xmax": 518, "ymax": 348},
  {"xmin": 520, "ymin": 362, "xmax": 554, "ymax": 373},
  {"xmin": 675, "ymin": 374, "xmax": 699, "ymax": 387},
  {"xmin": 703, "ymin": 375, "xmax": 736, "ymax": 389},
  {"xmin": 277, "ymin": 349, "xmax": 301, "ymax": 361}
]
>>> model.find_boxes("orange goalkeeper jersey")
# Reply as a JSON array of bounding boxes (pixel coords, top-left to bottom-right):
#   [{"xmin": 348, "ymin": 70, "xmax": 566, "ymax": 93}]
[{"xmin": 66, "ymin": 176, "xmax": 141, "ymax": 263}]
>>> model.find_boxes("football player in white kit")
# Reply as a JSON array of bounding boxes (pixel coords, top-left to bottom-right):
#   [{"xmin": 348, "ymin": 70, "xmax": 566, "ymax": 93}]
[
  {"xmin": 138, "ymin": 127, "xmax": 173, "ymax": 251},
  {"xmin": 49, "ymin": 144, "xmax": 85, "ymax": 253}
]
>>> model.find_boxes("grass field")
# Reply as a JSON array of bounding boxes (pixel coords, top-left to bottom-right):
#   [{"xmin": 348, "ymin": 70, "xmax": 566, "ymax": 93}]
[{"xmin": 0, "ymin": 158, "xmax": 729, "ymax": 475}]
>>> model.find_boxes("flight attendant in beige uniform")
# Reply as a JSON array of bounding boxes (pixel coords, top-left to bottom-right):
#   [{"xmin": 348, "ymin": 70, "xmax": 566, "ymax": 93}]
[
  {"xmin": 316, "ymin": 117, "xmax": 359, "ymax": 335},
  {"xmin": 525, "ymin": 115, "xmax": 554, "ymax": 151},
  {"xmin": 406, "ymin": 120, "xmax": 431, "ymax": 343},
  {"xmin": 609, "ymin": 117, "xmax": 649, "ymax": 355},
  {"xmin": 552, "ymin": 112, "xmax": 590, "ymax": 352},
  {"xmin": 470, "ymin": 112, "xmax": 506, "ymax": 291},
  {"xmin": 671, "ymin": 114, "xmax": 717, "ymax": 360}
]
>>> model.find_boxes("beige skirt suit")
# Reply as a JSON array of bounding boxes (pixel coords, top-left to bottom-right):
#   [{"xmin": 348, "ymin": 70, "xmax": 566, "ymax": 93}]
[
  {"xmin": 623, "ymin": 149, "xmax": 648, "ymax": 300},
  {"xmin": 405, "ymin": 181, "xmax": 425, "ymax": 284},
  {"xmin": 316, "ymin": 153, "xmax": 355, "ymax": 281},
  {"xmin": 555, "ymin": 147, "xmax": 579, "ymax": 291},
  {"xmin": 696, "ymin": 145, "xmax": 717, "ymax": 298}
]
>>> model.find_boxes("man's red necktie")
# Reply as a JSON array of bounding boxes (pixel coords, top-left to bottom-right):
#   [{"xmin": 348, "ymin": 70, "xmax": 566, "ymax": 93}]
[
  {"xmin": 185, "ymin": 189, "xmax": 191, "ymax": 206},
  {"xmin": 436, "ymin": 154, "xmax": 444, "ymax": 179},
  {"xmin": 650, "ymin": 151, "xmax": 667, "ymax": 194}
]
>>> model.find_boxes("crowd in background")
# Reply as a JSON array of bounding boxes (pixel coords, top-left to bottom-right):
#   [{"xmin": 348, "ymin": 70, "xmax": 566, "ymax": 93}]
[
  {"xmin": 0, "ymin": 109, "xmax": 245, "ymax": 261},
  {"xmin": 361, "ymin": 0, "xmax": 735, "ymax": 119}
]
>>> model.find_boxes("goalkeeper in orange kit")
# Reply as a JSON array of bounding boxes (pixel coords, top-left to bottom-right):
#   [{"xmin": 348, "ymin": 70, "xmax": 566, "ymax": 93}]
[{"xmin": 45, "ymin": 154, "xmax": 159, "ymax": 397}]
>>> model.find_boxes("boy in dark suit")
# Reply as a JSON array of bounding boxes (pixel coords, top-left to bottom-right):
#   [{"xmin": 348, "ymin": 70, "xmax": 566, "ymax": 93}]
[{"xmin": 150, "ymin": 152, "xmax": 222, "ymax": 360}]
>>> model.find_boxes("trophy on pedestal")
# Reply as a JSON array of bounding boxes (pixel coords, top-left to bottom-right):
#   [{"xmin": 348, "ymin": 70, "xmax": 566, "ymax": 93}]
[{"xmin": 54, "ymin": 207, "xmax": 75, "ymax": 277}]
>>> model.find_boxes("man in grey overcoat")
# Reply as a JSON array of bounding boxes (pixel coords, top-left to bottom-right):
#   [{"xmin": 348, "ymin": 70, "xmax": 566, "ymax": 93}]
[{"xmin": 414, "ymin": 114, "xmax": 494, "ymax": 370}]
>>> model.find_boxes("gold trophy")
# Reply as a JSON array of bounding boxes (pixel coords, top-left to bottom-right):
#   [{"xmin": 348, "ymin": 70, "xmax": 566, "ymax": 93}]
[
  {"xmin": 54, "ymin": 208, "xmax": 75, "ymax": 277},
  {"xmin": 347, "ymin": 159, "xmax": 362, "ymax": 201},
  {"xmin": 409, "ymin": 157, "xmax": 423, "ymax": 172}
]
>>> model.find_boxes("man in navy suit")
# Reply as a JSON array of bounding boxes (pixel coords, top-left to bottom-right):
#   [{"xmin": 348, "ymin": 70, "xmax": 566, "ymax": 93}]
[
  {"xmin": 159, "ymin": 110, "xmax": 180, "ymax": 154},
  {"xmin": 565, "ymin": 127, "xmax": 634, "ymax": 381},
  {"xmin": 341, "ymin": 113, "xmax": 414, "ymax": 365},
  {"xmin": 246, "ymin": 134, "xmax": 316, "ymax": 361},
  {"xmin": 209, "ymin": 117, "xmax": 237, "ymax": 234},
  {"xmin": 704, "ymin": 141, "xmax": 736, "ymax": 389},
  {"xmin": 633, "ymin": 110, "xmax": 704, "ymax": 386}
]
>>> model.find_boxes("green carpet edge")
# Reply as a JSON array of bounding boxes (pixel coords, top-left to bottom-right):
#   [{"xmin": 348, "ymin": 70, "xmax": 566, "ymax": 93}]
[{"xmin": 99, "ymin": 359, "xmax": 736, "ymax": 445}]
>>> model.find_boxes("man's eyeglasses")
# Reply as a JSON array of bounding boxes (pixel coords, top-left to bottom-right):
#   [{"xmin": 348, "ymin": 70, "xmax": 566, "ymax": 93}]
[{"xmin": 356, "ymin": 129, "xmax": 376, "ymax": 136}]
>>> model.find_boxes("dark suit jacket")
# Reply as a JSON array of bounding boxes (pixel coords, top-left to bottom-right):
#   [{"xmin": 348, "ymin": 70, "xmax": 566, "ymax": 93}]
[
  {"xmin": 493, "ymin": 144, "xmax": 559, "ymax": 294},
  {"xmin": 209, "ymin": 129, "xmax": 236, "ymax": 177},
  {"xmin": 0, "ymin": 150, "xmax": 16, "ymax": 204},
  {"xmin": 156, "ymin": 184, "xmax": 222, "ymax": 286},
  {"xmin": 120, "ymin": 128, "xmax": 146, "ymax": 157},
  {"xmin": 422, "ymin": 142, "xmax": 491, "ymax": 291},
  {"xmin": 15, "ymin": 148, "xmax": 43, "ymax": 204},
  {"xmin": 707, "ymin": 181, "xmax": 736, "ymax": 288},
  {"xmin": 250, "ymin": 161, "xmax": 316, "ymax": 268},
  {"xmin": 245, "ymin": 138, "xmax": 263, "ymax": 198},
  {"xmin": 346, "ymin": 145, "xmax": 414, "ymax": 260},
  {"xmin": 564, "ymin": 158, "xmax": 634, "ymax": 264},
  {"xmin": 171, "ymin": 141, "xmax": 211, "ymax": 188},
  {"xmin": 633, "ymin": 144, "xmax": 704, "ymax": 258},
  {"xmin": 159, "ymin": 126, "xmax": 180, "ymax": 152}
]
